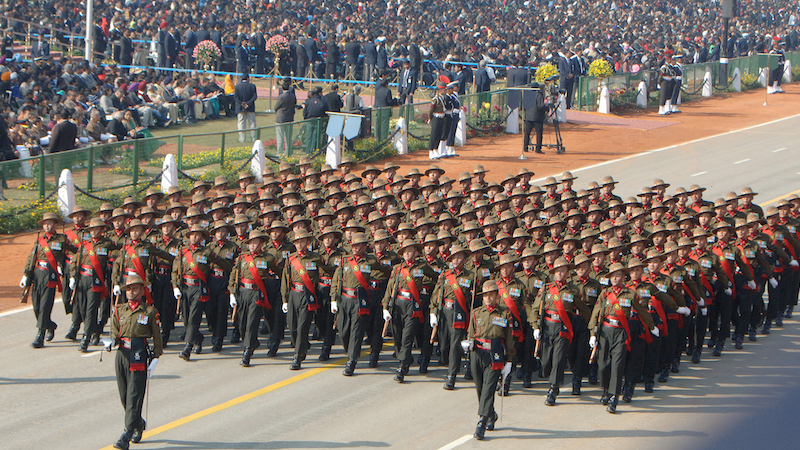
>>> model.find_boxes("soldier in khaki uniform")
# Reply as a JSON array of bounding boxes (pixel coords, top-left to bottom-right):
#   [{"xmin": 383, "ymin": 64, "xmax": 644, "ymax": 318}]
[
  {"xmin": 263, "ymin": 220, "xmax": 294, "ymax": 354},
  {"xmin": 367, "ymin": 230, "xmax": 400, "ymax": 367},
  {"xmin": 532, "ymin": 257, "xmax": 588, "ymax": 406},
  {"xmin": 467, "ymin": 280, "xmax": 514, "ymax": 440},
  {"xmin": 110, "ymin": 274, "xmax": 162, "ymax": 450},
  {"xmin": 21, "ymin": 212, "xmax": 78, "ymax": 348},
  {"xmin": 732, "ymin": 219, "xmax": 776, "ymax": 349},
  {"xmin": 589, "ymin": 262, "xmax": 657, "ymax": 413},
  {"xmin": 68, "ymin": 218, "xmax": 118, "ymax": 352},
  {"xmin": 687, "ymin": 227, "xmax": 729, "ymax": 363},
  {"xmin": 431, "ymin": 244, "xmax": 475, "ymax": 390},
  {"xmin": 494, "ymin": 254, "xmax": 534, "ymax": 396},
  {"xmin": 316, "ymin": 227, "xmax": 347, "ymax": 362},
  {"xmin": 570, "ymin": 254, "xmax": 602, "ymax": 394},
  {"xmin": 281, "ymin": 229, "xmax": 322, "ymax": 370},
  {"xmin": 228, "ymin": 230, "xmax": 278, "ymax": 367},
  {"xmin": 149, "ymin": 216, "xmax": 182, "ymax": 345},
  {"xmin": 208, "ymin": 221, "xmax": 240, "ymax": 352}
]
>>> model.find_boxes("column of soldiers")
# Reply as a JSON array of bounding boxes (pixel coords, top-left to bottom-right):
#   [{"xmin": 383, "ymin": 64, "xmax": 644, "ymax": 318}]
[{"xmin": 21, "ymin": 161, "xmax": 800, "ymax": 443}]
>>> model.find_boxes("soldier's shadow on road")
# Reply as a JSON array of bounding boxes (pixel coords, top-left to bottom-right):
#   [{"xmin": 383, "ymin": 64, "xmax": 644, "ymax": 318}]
[
  {"xmin": 142, "ymin": 439, "xmax": 390, "ymax": 449},
  {"xmin": 0, "ymin": 375, "xmax": 180, "ymax": 384},
  {"xmin": 486, "ymin": 427, "xmax": 707, "ymax": 440}
]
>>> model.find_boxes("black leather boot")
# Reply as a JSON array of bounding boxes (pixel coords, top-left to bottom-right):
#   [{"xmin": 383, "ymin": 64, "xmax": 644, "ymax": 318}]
[
  {"xmin": 607, "ymin": 395, "xmax": 618, "ymax": 413},
  {"xmin": 343, "ymin": 358, "xmax": 356, "ymax": 376},
  {"xmin": 786, "ymin": 306, "xmax": 794, "ymax": 318},
  {"xmin": 443, "ymin": 375, "xmax": 456, "ymax": 390},
  {"xmin": 523, "ymin": 372, "xmax": 532, "ymax": 388},
  {"xmin": 486, "ymin": 411, "xmax": 499, "ymax": 431},
  {"xmin": 622, "ymin": 383, "xmax": 633, "ymax": 403},
  {"xmin": 113, "ymin": 429, "xmax": 133, "ymax": 449},
  {"xmin": 91, "ymin": 333, "xmax": 101, "ymax": 346},
  {"xmin": 671, "ymin": 358, "xmax": 680, "ymax": 373},
  {"xmin": 31, "ymin": 330, "xmax": 45, "ymax": 348},
  {"xmin": 712, "ymin": 339, "xmax": 724, "ymax": 357},
  {"xmin": 131, "ymin": 420, "xmax": 146, "ymax": 443},
  {"xmin": 45, "ymin": 322, "xmax": 57, "ymax": 341},
  {"xmin": 318, "ymin": 346, "xmax": 331, "ymax": 361},
  {"xmin": 600, "ymin": 388, "xmax": 610, "ymax": 405},
  {"xmin": 240, "ymin": 348, "xmax": 253, "ymax": 367},
  {"xmin": 231, "ymin": 327, "xmax": 241, "ymax": 344},
  {"xmin": 499, "ymin": 375, "xmax": 511, "ymax": 396},
  {"xmin": 588, "ymin": 364, "xmax": 599, "ymax": 385},
  {"xmin": 762, "ymin": 320, "xmax": 772, "ymax": 334},
  {"xmin": 544, "ymin": 385, "xmax": 557, "ymax": 406},
  {"xmin": 473, "ymin": 416, "xmax": 487, "ymax": 440},
  {"xmin": 79, "ymin": 334, "xmax": 91, "ymax": 353},
  {"xmin": 160, "ymin": 330, "xmax": 170, "ymax": 347},
  {"xmin": 748, "ymin": 327, "xmax": 758, "ymax": 341},
  {"xmin": 691, "ymin": 348, "xmax": 701, "ymax": 363},
  {"xmin": 266, "ymin": 344, "xmax": 278, "ymax": 357},
  {"xmin": 211, "ymin": 337, "xmax": 223, "ymax": 352},
  {"xmin": 644, "ymin": 379, "xmax": 655, "ymax": 393},
  {"xmin": 369, "ymin": 352, "xmax": 379, "ymax": 368},
  {"xmin": 419, "ymin": 356, "xmax": 429, "ymax": 374},
  {"xmin": 65, "ymin": 324, "xmax": 79, "ymax": 341},
  {"xmin": 290, "ymin": 355, "xmax": 301, "ymax": 370},
  {"xmin": 195, "ymin": 335, "xmax": 203, "ymax": 354},
  {"xmin": 572, "ymin": 377, "xmax": 582, "ymax": 395},
  {"xmin": 179, "ymin": 343, "xmax": 193, "ymax": 361},
  {"xmin": 393, "ymin": 367, "xmax": 405, "ymax": 383}
]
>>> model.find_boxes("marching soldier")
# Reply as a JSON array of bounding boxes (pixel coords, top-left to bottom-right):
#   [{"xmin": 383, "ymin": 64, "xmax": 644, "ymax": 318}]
[
  {"xmin": 228, "ymin": 229, "xmax": 278, "ymax": 367},
  {"xmin": 467, "ymin": 280, "xmax": 514, "ymax": 440},
  {"xmin": 63, "ymin": 206, "xmax": 90, "ymax": 323},
  {"xmin": 316, "ymin": 226, "xmax": 347, "ymax": 362},
  {"xmin": 208, "ymin": 221, "xmax": 239, "ymax": 352},
  {"xmin": 109, "ymin": 274, "xmax": 162, "ymax": 450},
  {"xmin": 264, "ymin": 220, "xmax": 294, "ymax": 355},
  {"xmin": 281, "ymin": 229, "xmax": 322, "ymax": 370},
  {"xmin": 150, "ymin": 216, "xmax": 181, "ymax": 345},
  {"xmin": 22, "ymin": 212, "xmax": 77, "ymax": 348},
  {"xmin": 570, "ymin": 254, "xmax": 602, "ymax": 394},
  {"xmin": 494, "ymin": 254, "xmax": 534, "ymax": 396},
  {"xmin": 367, "ymin": 229, "xmax": 399, "ymax": 367},
  {"xmin": 111, "ymin": 219, "xmax": 169, "ymax": 309}
]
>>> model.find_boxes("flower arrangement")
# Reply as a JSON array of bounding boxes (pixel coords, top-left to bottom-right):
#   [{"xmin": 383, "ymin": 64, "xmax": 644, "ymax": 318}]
[
  {"xmin": 472, "ymin": 102, "xmax": 504, "ymax": 130},
  {"xmin": 588, "ymin": 59, "xmax": 613, "ymax": 78},
  {"xmin": 193, "ymin": 40, "xmax": 222, "ymax": 66},
  {"xmin": 534, "ymin": 62, "xmax": 559, "ymax": 83},
  {"xmin": 266, "ymin": 35, "xmax": 289, "ymax": 55}
]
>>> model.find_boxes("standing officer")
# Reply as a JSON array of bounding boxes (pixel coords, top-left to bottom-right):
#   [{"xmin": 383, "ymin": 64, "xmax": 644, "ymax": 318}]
[
  {"xmin": 531, "ymin": 257, "xmax": 587, "ymax": 406},
  {"xmin": 589, "ymin": 263, "xmax": 657, "ymax": 413},
  {"xmin": 110, "ymin": 274, "xmax": 162, "ymax": 450},
  {"xmin": 428, "ymin": 81, "xmax": 447, "ymax": 160},
  {"xmin": 69, "ymin": 218, "xmax": 117, "ymax": 352},
  {"xmin": 468, "ymin": 280, "xmax": 514, "ymax": 440},
  {"xmin": 522, "ymin": 82, "xmax": 547, "ymax": 154},
  {"xmin": 22, "ymin": 212, "xmax": 76, "ymax": 348},
  {"xmin": 281, "ymin": 229, "xmax": 322, "ymax": 370},
  {"xmin": 229, "ymin": 229, "xmax": 277, "ymax": 367},
  {"xmin": 431, "ymin": 244, "xmax": 475, "ymax": 390}
]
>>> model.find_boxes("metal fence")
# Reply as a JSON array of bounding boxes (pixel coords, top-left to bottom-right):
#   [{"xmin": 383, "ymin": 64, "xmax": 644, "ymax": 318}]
[{"xmin": 0, "ymin": 90, "xmax": 510, "ymax": 205}]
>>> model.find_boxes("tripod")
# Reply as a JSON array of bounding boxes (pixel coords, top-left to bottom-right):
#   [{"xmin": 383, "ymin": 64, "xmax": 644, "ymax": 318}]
[{"xmin": 543, "ymin": 107, "xmax": 565, "ymax": 154}]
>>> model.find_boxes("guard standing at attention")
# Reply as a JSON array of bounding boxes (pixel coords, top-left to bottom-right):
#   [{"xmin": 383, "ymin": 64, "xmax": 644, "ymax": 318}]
[
  {"xmin": 468, "ymin": 280, "xmax": 514, "ymax": 440},
  {"xmin": 110, "ymin": 274, "xmax": 163, "ymax": 450}
]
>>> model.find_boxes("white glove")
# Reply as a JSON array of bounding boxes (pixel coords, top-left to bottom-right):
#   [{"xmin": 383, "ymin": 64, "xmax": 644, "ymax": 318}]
[
  {"xmin": 382, "ymin": 309, "xmax": 392, "ymax": 321},
  {"xmin": 282, "ymin": 303, "xmax": 289, "ymax": 314},
  {"xmin": 429, "ymin": 313, "xmax": 438, "ymax": 327},
  {"xmin": 747, "ymin": 280, "xmax": 757, "ymax": 290},
  {"xmin": 724, "ymin": 288, "xmax": 732, "ymax": 296},
  {"xmin": 700, "ymin": 307, "xmax": 708, "ymax": 316},
  {"xmin": 698, "ymin": 298, "xmax": 705, "ymax": 307},
  {"xmin": 103, "ymin": 338, "xmax": 114, "ymax": 351},
  {"xmin": 676, "ymin": 306, "xmax": 691, "ymax": 316},
  {"xmin": 57, "ymin": 266, "xmax": 63, "ymax": 276},
  {"xmin": 791, "ymin": 259, "xmax": 799, "ymax": 268},
  {"xmin": 331, "ymin": 301, "xmax": 338, "ymax": 314},
  {"xmin": 147, "ymin": 358, "xmax": 158, "ymax": 374},
  {"xmin": 173, "ymin": 287, "xmax": 182, "ymax": 300},
  {"xmin": 769, "ymin": 278, "xmax": 779, "ymax": 289},
  {"xmin": 501, "ymin": 362, "xmax": 512, "ymax": 378},
  {"xmin": 113, "ymin": 285, "xmax": 121, "ymax": 296},
  {"xmin": 69, "ymin": 277, "xmax": 76, "ymax": 290},
  {"xmin": 19, "ymin": 275, "xmax": 27, "ymax": 288},
  {"xmin": 589, "ymin": 336, "xmax": 597, "ymax": 348},
  {"xmin": 533, "ymin": 328, "xmax": 541, "ymax": 340},
  {"xmin": 651, "ymin": 327, "xmax": 660, "ymax": 338},
  {"xmin": 460, "ymin": 339, "xmax": 472, "ymax": 352},
  {"xmin": 229, "ymin": 294, "xmax": 237, "ymax": 308}
]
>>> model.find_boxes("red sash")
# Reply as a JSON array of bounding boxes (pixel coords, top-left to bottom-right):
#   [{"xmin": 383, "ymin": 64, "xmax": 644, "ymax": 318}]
[
  {"xmin": 38, "ymin": 237, "xmax": 62, "ymax": 291},
  {"xmin": 348, "ymin": 258, "xmax": 371, "ymax": 315},
  {"xmin": 606, "ymin": 291, "xmax": 632, "ymax": 351},
  {"xmin": 711, "ymin": 246, "xmax": 736, "ymax": 298},
  {"xmin": 444, "ymin": 271, "xmax": 470, "ymax": 329},
  {"xmin": 126, "ymin": 246, "xmax": 154, "ymax": 304},
  {"xmin": 689, "ymin": 252, "xmax": 716, "ymax": 306},
  {"xmin": 289, "ymin": 255, "xmax": 318, "ymax": 310},
  {"xmin": 496, "ymin": 279, "xmax": 523, "ymax": 339},
  {"xmin": 182, "ymin": 248, "xmax": 209, "ymax": 302},
  {"xmin": 548, "ymin": 284, "xmax": 573, "ymax": 343},
  {"xmin": 244, "ymin": 254, "xmax": 271, "ymax": 310},
  {"xmin": 84, "ymin": 241, "xmax": 109, "ymax": 298},
  {"xmin": 734, "ymin": 242, "xmax": 757, "ymax": 291},
  {"xmin": 399, "ymin": 266, "xmax": 424, "ymax": 320}
]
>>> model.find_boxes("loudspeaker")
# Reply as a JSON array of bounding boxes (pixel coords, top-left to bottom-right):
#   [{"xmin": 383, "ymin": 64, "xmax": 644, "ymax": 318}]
[{"xmin": 722, "ymin": 0, "xmax": 736, "ymax": 19}]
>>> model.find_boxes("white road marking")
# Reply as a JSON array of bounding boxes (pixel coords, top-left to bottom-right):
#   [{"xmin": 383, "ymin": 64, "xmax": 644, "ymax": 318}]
[
  {"xmin": 437, "ymin": 435, "xmax": 473, "ymax": 450},
  {"xmin": 691, "ymin": 171, "xmax": 707, "ymax": 177},
  {"xmin": 0, "ymin": 299, "xmax": 62, "ymax": 318},
  {"xmin": 81, "ymin": 351, "xmax": 103, "ymax": 358},
  {"xmin": 734, "ymin": 159, "xmax": 750, "ymax": 164},
  {"xmin": 773, "ymin": 148, "xmax": 787, "ymax": 152}
]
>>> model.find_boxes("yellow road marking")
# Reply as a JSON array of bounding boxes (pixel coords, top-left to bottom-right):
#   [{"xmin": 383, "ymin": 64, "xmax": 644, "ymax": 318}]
[{"xmin": 760, "ymin": 188, "xmax": 800, "ymax": 207}]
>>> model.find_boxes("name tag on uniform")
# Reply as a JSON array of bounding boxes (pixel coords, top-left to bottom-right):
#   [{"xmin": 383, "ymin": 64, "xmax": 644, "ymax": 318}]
[
  {"xmin": 225, "ymin": 251, "xmax": 234, "ymax": 259},
  {"xmin": 137, "ymin": 314, "xmax": 149, "ymax": 325},
  {"xmin": 776, "ymin": 234, "xmax": 785, "ymax": 241},
  {"xmin": 757, "ymin": 240, "xmax": 767, "ymax": 249},
  {"xmin": 481, "ymin": 268, "xmax": 490, "ymax": 278},
  {"xmin": 413, "ymin": 269, "xmax": 423, "ymax": 277},
  {"xmin": 196, "ymin": 255, "xmax": 207, "ymax": 264},
  {"xmin": 638, "ymin": 289, "xmax": 651, "ymax": 298},
  {"xmin": 701, "ymin": 259, "xmax": 712, "ymax": 269},
  {"xmin": 534, "ymin": 279, "xmax": 544, "ymax": 289},
  {"xmin": 509, "ymin": 288, "xmax": 521, "ymax": 297},
  {"xmin": 789, "ymin": 226, "xmax": 797, "ymax": 234},
  {"xmin": 459, "ymin": 278, "xmax": 471, "ymax": 288},
  {"xmin": 687, "ymin": 268, "xmax": 696, "ymax": 277},
  {"xmin": 97, "ymin": 247, "xmax": 108, "ymax": 256},
  {"xmin": 672, "ymin": 275, "xmax": 683, "ymax": 283},
  {"xmin": 724, "ymin": 251, "xmax": 735, "ymax": 261},
  {"xmin": 562, "ymin": 293, "xmax": 573, "ymax": 303},
  {"xmin": 139, "ymin": 249, "xmax": 149, "ymax": 257},
  {"xmin": 745, "ymin": 250, "xmax": 755, "ymax": 259},
  {"xmin": 707, "ymin": 236, "xmax": 716, "ymax": 244},
  {"xmin": 360, "ymin": 265, "xmax": 371, "ymax": 273},
  {"xmin": 381, "ymin": 259, "xmax": 392, "ymax": 266},
  {"xmin": 51, "ymin": 242, "xmax": 62, "ymax": 251},
  {"xmin": 256, "ymin": 261, "xmax": 268, "ymax": 269},
  {"xmin": 492, "ymin": 317, "xmax": 508, "ymax": 327},
  {"xmin": 619, "ymin": 298, "xmax": 632, "ymax": 307},
  {"xmin": 306, "ymin": 262, "xmax": 317, "ymax": 271}
]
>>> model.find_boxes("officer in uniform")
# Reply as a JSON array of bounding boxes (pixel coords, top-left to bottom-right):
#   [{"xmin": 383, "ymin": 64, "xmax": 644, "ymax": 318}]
[
  {"xmin": 431, "ymin": 244, "xmax": 475, "ymax": 390},
  {"xmin": 281, "ymin": 229, "xmax": 322, "ymax": 370},
  {"xmin": 467, "ymin": 280, "xmax": 514, "ymax": 440},
  {"xmin": 208, "ymin": 221, "xmax": 239, "ymax": 352},
  {"xmin": 110, "ymin": 274, "xmax": 163, "ymax": 450},
  {"xmin": 229, "ymin": 229, "xmax": 278, "ymax": 367},
  {"xmin": 68, "ymin": 218, "xmax": 117, "ymax": 352},
  {"xmin": 428, "ymin": 81, "xmax": 447, "ymax": 160},
  {"xmin": 316, "ymin": 226, "xmax": 346, "ymax": 362},
  {"xmin": 445, "ymin": 81, "xmax": 462, "ymax": 158},
  {"xmin": 658, "ymin": 58, "xmax": 674, "ymax": 115},
  {"xmin": 494, "ymin": 253, "xmax": 533, "ymax": 396},
  {"xmin": 588, "ymin": 262, "xmax": 657, "ymax": 413},
  {"xmin": 531, "ymin": 257, "xmax": 587, "ymax": 405},
  {"xmin": 669, "ymin": 54, "xmax": 683, "ymax": 113},
  {"xmin": 22, "ymin": 212, "xmax": 77, "ymax": 348},
  {"xmin": 149, "ymin": 216, "xmax": 181, "ymax": 345},
  {"xmin": 687, "ymin": 227, "xmax": 728, "ymax": 363},
  {"xmin": 264, "ymin": 220, "xmax": 294, "ymax": 355},
  {"xmin": 367, "ymin": 229, "xmax": 400, "ymax": 367},
  {"xmin": 570, "ymin": 253, "xmax": 602, "ymax": 394}
]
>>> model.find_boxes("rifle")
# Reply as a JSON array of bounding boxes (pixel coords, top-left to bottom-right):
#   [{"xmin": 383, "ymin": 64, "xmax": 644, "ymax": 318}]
[
  {"xmin": 20, "ymin": 235, "xmax": 39, "ymax": 303},
  {"xmin": 534, "ymin": 280, "xmax": 546, "ymax": 358},
  {"xmin": 382, "ymin": 266, "xmax": 399, "ymax": 338},
  {"xmin": 589, "ymin": 291, "xmax": 609, "ymax": 364},
  {"xmin": 231, "ymin": 256, "xmax": 242, "ymax": 320},
  {"xmin": 430, "ymin": 273, "xmax": 444, "ymax": 344}
]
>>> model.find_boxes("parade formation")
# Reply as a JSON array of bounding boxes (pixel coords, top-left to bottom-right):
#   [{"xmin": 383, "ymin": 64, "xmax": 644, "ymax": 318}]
[{"xmin": 18, "ymin": 160, "xmax": 800, "ymax": 446}]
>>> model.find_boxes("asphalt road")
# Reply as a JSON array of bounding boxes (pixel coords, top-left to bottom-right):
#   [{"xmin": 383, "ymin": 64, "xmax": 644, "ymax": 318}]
[{"xmin": 3, "ymin": 113, "xmax": 800, "ymax": 450}]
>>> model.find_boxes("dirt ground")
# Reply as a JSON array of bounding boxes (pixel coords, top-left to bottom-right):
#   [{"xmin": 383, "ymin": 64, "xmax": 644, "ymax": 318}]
[{"xmin": 1, "ymin": 84, "xmax": 797, "ymax": 314}]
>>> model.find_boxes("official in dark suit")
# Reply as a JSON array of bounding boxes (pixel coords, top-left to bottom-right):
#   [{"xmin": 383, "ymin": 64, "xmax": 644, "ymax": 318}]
[
  {"xmin": 345, "ymin": 36, "xmax": 361, "ymax": 80},
  {"xmin": 475, "ymin": 60, "xmax": 491, "ymax": 105},
  {"xmin": 237, "ymin": 36, "xmax": 251, "ymax": 76},
  {"xmin": 506, "ymin": 65, "xmax": 530, "ymax": 111},
  {"xmin": 275, "ymin": 78, "xmax": 297, "ymax": 155},
  {"xmin": 398, "ymin": 60, "xmax": 418, "ymax": 104},
  {"xmin": 253, "ymin": 26, "xmax": 267, "ymax": 74},
  {"xmin": 374, "ymin": 79, "xmax": 397, "ymax": 141},
  {"xmin": 234, "ymin": 73, "xmax": 257, "ymax": 143},
  {"xmin": 325, "ymin": 84, "xmax": 343, "ymax": 113},
  {"xmin": 302, "ymin": 87, "xmax": 329, "ymax": 153},
  {"xmin": 305, "ymin": 37, "xmax": 320, "ymax": 78},
  {"xmin": 184, "ymin": 25, "xmax": 198, "ymax": 69},
  {"xmin": 557, "ymin": 50, "xmax": 574, "ymax": 109},
  {"xmin": 376, "ymin": 39, "xmax": 389, "ymax": 72},
  {"xmin": 522, "ymin": 83, "xmax": 547, "ymax": 154},
  {"xmin": 165, "ymin": 27, "xmax": 178, "ymax": 68},
  {"xmin": 326, "ymin": 39, "xmax": 341, "ymax": 80},
  {"xmin": 456, "ymin": 64, "xmax": 472, "ymax": 95},
  {"xmin": 120, "ymin": 29, "xmax": 134, "ymax": 73},
  {"xmin": 408, "ymin": 42, "xmax": 422, "ymax": 72},
  {"xmin": 363, "ymin": 39, "xmax": 377, "ymax": 81}
]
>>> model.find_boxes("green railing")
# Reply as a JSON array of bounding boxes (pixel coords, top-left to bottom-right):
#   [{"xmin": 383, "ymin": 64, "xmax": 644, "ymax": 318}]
[{"xmin": 0, "ymin": 90, "xmax": 510, "ymax": 205}]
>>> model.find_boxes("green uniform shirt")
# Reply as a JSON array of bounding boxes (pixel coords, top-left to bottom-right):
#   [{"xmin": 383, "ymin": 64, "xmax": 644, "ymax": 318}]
[{"xmin": 111, "ymin": 300, "xmax": 163, "ymax": 358}]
